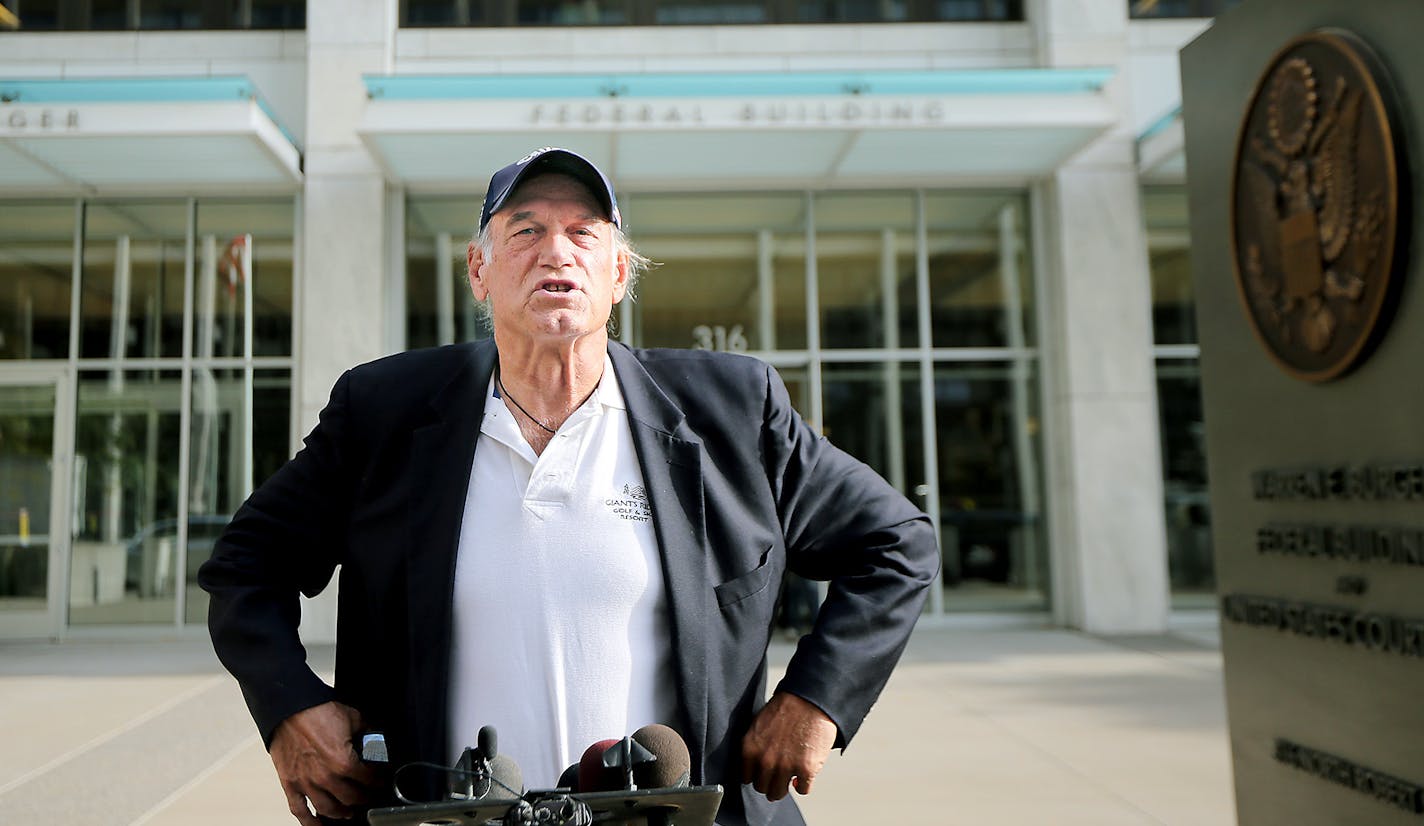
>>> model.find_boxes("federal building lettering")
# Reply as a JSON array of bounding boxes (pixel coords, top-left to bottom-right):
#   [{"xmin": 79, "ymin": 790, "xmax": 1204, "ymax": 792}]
[
  {"xmin": 1275, "ymin": 739, "xmax": 1424, "ymax": 815},
  {"xmin": 1257, "ymin": 522, "xmax": 1424, "ymax": 567},
  {"xmin": 1251, "ymin": 463, "xmax": 1424, "ymax": 502},
  {"xmin": 1221, "ymin": 594, "xmax": 1424, "ymax": 659}
]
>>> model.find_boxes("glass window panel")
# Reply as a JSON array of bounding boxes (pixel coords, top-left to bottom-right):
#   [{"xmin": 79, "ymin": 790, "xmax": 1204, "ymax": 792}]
[
  {"xmin": 934, "ymin": 0, "xmax": 1020, "ymax": 20},
  {"xmin": 404, "ymin": 0, "xmax": 459, "ymax": 25},
  {"xmin": 139, "ymin": 0, "xmax": 204, "ymax": 28},
  {"xmin": 925, "ymin": 192, "xmax": 1034, "ymax": 349},
  {"xmin": 405, "ymin": 196, "xmax": 491, "ymax": 351},
  {"xmin": 933, "ymin": 359, "xmax": 1046, "ymax": 610},
  {"xmin": 659, "ymin": 1, "xmax": 768, "ymax": 23},
  {"xmin": 1158, "ymin": 359, "xmax": 1213, "ymax": 599},
  {"xmin": 12, "ymin": 0, "xmax": 61, "ymax": 28},
  {"xmin": 1144, "ymin": 186, "xmax": 1196, "ymax": 345},
  {"xmin": 814, "ymin": 192, "xmax": 917, "ymax": 350},
  {"xmin": 0, "ymin": 383, "xmax": 56, "ymax": 614},
  {"xmin": 89, "ymin": 0, "xmax": 130, "ymax": 28},
  {"xmin": 184, "ymin": 367, "xmax": 290, "ymax": 624},
  {"xmin": 0, "ymin": 201, "xmax": 75, "ymax": 360},
  {"xmin": 623, "ymin": 193, "xmax": 807, "ymax": 352},
  {"xmin": 80, "ymin": 201, "xmax": 188, "ymax": 360},
  {"xmin": 795, "ymin": 1, "xmax": 907, "ymax": 23},
  {"xmin": 249, "ymin": 0, "xmax": 306, "ymax": 27},
  {"xmin": 194, "ymin": 199, "xmax": 295, "ymax": 357},
  {"xmin": 821, "ymin": 361, "xmax": 924, "ymax": 497},
  {"xmin": 70, "ymin": 369, "xmax": 182, "ymax": 625},
  {"xmin": 517, "ymin": 0, "xmax": 630, "ymax": 25},
  {"xmin": 1128, "ymin": 0, "xmax": 1241, "ymax": 19}
]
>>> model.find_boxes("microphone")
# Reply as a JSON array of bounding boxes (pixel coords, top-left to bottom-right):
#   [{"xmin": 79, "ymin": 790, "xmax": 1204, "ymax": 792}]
[
  {"xmin": 451, "ymin": 724, "xmax": 523, "ymax": 801},
  {"xmin": 557, "ymin": 762, "xmax": 581, "ymax": 792},
  {"xmin": 576, "ymin": 725, "xmax": 691, "ymax": 791},
  {"xmin": 631, "ymin": 724, "xmax": 691, "ymax": 789},
  {"xmin": 577, "ymin": 738, "xmax": 623, "ymax": 793}
]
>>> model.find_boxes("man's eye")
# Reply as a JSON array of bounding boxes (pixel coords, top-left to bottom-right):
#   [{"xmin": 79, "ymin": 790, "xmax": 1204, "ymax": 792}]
[{"xmin": 514, "ymin": 228, "xmax": 535, "ymax": 236}]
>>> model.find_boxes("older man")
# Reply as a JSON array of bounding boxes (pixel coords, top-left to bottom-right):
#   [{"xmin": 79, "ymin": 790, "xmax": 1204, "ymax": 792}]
[{"xmin": 200, "ymin": 147, "xmax": 938, "ymax": 826}]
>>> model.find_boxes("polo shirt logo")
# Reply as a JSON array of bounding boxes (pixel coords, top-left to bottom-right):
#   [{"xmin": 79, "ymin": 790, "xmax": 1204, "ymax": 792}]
[{"xmin": 606, "ymin": 484, "xmax": 651, "ymax": 522}]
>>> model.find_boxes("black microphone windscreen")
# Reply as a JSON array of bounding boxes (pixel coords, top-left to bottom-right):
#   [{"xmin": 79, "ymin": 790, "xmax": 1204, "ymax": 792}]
[
  {"xmin": 478, "ymin": 725, "xmax": 499, "ymax": 761},
  {"xmin": 557, "ymin": 762, "xmax": 580, "ymax": 792},
  {"xmin": 631, "ymin": 724, "xmax": 691, "ymax": 788}
]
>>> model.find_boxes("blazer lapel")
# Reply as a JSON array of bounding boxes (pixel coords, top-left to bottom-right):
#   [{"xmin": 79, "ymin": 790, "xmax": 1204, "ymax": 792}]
[
  {"xmin": 608, "ymin": 343, "xmax": 711, "ymax": 783},
  {"xmin": 405, "ymin": 341, "xmax": 496, "ymax": 765}
]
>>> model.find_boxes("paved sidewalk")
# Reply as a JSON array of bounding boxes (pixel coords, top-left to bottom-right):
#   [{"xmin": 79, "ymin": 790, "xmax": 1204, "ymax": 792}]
[{"xmin": 0, "ymin": 623, "xmax": 1235, "ymax": 826}]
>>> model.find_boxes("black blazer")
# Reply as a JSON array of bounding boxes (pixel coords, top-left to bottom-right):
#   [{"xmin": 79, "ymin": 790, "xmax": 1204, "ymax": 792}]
[{"xmin": 200, "ymin": 340, "xmax": 938, "ymax": 826}]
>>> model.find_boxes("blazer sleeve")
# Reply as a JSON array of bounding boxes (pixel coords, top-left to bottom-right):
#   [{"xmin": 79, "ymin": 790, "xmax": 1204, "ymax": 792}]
[
  {"xmin": 198, "ymin": 370, "xmax": 356, "ymax": 747},
  {"xmin": 758, "ymin": 362, "xmax": 940, "ymax": 749}
]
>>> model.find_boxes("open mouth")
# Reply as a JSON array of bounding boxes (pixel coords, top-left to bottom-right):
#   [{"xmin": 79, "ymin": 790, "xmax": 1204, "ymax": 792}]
[{"xmin": 540, "ymin": 282, "xmax": 576, "ymax": 293}]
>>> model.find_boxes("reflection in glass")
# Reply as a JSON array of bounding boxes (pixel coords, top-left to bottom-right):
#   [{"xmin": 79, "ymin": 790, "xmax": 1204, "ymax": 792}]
[
  {"xmin": 925, "ymin": 193, "xmax": 1033, "ymax": 349},
  {"xmin": 1129, "ymin": 0, "xmax": 1241, "ymax": 19},
  {"xmin": 1158, "ymin": 361, "xmax": 1213, "ymax": 597},
  {"xmin": 80, "ymin": 202, "xmax": 188, "ymax": 360},
  {"xmin": 933, "ymin": 360, "xmax": 1045, "ymax": 609},
  {"xmin": 518, "ymin": 0, "xmax": 629, "ymax": 24},
  {"xmin": 821, "ymin": 362, "xmax": 923, "ymax": 496},
  {"xmin": 815, "ymin": 193, "xmax": 917, "ymax": 350},
  {"xmin": 660, "ymin": 1, "xmax": 767, "ymax": 23},
  {"xmin": 1145, "ymin": 186, "xmax": 1213, "ymax": 599},
  {"xmin": 405, "ymin": 197, "xmax": 492, "ymax": 350},
  {"xmin": 185, "ymin": 369, "xmax": 291, "ymax": 624},
  {"xmin": 0, "ymin": 384, "xmax": 55, "ymax": 614},
  {"xmin": 70, "ymin": 369, "xmax": 182, "ymax": 625},
  {"xmin": 624, "ymin": 193, "xmax": 807, "ymax": 351},
  {"xmin": 1144, "ymin": 187, "xmax": 1196, "ymax": 345},
  {"xmin": 195, "ymin": 200, "xmax": 296, "ymax": 357},
  {"xmin": 0, "ymin": 202, "xmax": 75, "ymax": 360}
]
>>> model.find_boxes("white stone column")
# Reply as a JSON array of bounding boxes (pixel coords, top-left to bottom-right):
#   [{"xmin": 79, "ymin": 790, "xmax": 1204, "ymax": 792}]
[
  {"xmin": 296, "ymin": 0, "xmax": 399, "ymax": 643},
  {"xmin": 1029, "ymin": 0, "xmax": 1170, "ymax": 633}
]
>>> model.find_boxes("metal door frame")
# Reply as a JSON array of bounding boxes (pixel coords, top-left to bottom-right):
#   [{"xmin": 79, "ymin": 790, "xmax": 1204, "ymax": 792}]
[{"xmin": 0, "ymin": 362, "xmax": 73, "ymax": 639}]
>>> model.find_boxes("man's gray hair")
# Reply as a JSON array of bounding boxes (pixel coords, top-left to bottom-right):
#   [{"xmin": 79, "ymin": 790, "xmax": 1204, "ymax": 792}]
[{"xmin": 468, "ymin": 222, "xmax": 655, "ymax": 324}]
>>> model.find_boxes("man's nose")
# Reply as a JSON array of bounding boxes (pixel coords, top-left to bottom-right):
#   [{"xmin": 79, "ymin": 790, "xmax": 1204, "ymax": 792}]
[{"xmin": 537, "ymin": 232, "xmax": 576, "ymax": 268}]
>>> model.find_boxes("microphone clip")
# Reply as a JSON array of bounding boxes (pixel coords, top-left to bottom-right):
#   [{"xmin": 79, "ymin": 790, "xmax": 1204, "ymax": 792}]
[{"xmin": 601, "ymin": 735, "xmax": 657, "ymax": 791}]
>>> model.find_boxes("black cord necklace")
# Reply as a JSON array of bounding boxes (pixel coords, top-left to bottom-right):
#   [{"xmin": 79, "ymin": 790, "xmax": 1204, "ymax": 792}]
[{"xmin": 496, "ymin": 371, "xmax": 557, "ymax": 434}]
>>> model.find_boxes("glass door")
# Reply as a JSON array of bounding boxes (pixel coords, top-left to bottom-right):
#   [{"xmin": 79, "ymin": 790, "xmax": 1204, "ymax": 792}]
[{"xmin": 0, "ymin": 368, "xmax": 70, "ymax": 638}]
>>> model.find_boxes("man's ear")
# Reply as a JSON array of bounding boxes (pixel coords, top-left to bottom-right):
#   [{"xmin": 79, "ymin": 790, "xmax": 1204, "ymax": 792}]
[
  {"xmin": 467, "ymin": 240, "xmax": 487, "ymax": 301},
  {"xmin": 611, "ymin": 247, "xmax": 630, "ymax": 305}
]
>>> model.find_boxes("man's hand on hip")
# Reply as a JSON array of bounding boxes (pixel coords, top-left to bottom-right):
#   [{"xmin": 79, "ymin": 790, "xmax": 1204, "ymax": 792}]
[
  {"xmin": 269, "ymin": 701, "xmax": 379, "ymax": 825},
  {"xmin": 741, "ymin": 691, "xmax": 838, "ymax": 802}
]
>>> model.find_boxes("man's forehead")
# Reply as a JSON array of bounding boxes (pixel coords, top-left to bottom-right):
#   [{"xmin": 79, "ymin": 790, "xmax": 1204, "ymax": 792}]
[{"xmin": 498, "ymin": 172, "xmax": 607, "ymax": 220}]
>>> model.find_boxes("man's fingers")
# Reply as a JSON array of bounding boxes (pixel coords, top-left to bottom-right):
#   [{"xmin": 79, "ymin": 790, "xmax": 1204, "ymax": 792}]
[
  {"xmin": 304, "ymin": 785, "xmax": 353, "ymax": 820},
  {"xmin": 745, "ymin": 753, "xmax": 793, "ymax": 802},
  {"xmin": 282, "ymin": 783, "xmax": 321, "ymax": 826},
  {"xmin": 741, "ymin": 691, "xmax": 837, "ymax": 803},
  {"xmin": 793, "ymin": 771, "xmax": 814, "ymax": 796},
  {"xmin": 325, "ymin": 771, "xmax": 374, "ymax": 808}
]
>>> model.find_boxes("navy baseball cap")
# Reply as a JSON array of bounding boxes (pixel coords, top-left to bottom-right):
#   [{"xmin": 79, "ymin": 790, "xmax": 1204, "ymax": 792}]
[{"xmin": 479, "ymin": 147, "xmax": 621, "ymax": 232}]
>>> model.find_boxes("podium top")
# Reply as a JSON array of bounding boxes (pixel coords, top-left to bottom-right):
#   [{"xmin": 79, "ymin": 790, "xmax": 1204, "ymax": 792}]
[{"xmin": 366, "ymin": 785, "xmax": 724, "ymax": 826}]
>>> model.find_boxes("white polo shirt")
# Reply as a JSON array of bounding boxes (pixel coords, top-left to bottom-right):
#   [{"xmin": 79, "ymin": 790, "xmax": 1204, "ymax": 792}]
[{"xmin": 447, "ymin": 356, "xmax": 675, "ymax": 788}]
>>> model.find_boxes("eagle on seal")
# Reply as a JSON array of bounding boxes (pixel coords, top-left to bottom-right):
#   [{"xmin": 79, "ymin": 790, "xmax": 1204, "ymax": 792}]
[{"xmin": 1241, "ymin": 56, "xmax": 1383, "ymax": 353}]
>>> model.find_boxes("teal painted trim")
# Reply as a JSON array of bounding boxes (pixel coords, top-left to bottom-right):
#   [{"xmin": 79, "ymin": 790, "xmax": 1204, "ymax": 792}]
[
  {"xmin": 0, "ymin": 75, "xmax": 300, "ymax": 149},
  {"xmin": 363, "ymin": 68, "xmax": 1114, "ymax": 101},
  {"xmin": 1138, "ymin": 104, "xmax": 1182, "ymax": 143}
]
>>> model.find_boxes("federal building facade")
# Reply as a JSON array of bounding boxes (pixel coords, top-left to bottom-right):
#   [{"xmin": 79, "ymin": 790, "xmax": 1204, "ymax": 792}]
[{"xmin": 0, "ymin": 0, "xmax": 1226, "ymax": 640}]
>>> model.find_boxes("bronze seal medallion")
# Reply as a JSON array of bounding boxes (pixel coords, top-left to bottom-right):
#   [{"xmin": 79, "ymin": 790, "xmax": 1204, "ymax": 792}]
[{"xmin": 1231, "ymin": 30, "xmax": 1409, "ymax": 382}]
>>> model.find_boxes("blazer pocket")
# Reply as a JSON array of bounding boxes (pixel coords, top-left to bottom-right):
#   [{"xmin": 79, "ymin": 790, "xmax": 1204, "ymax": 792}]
[{"xmin": 713, "ymin": 547, "xmax": 776, "ymax": 608}]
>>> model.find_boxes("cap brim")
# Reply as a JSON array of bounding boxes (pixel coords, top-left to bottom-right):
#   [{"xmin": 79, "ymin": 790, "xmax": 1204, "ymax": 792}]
[{"xmin": 486, "ymin": 150, "xmax": 617, "ymax": 228}]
